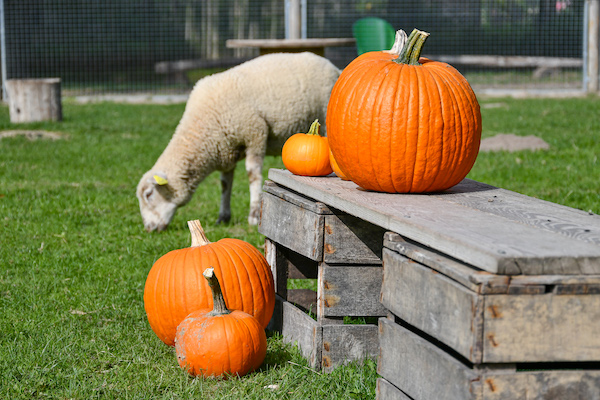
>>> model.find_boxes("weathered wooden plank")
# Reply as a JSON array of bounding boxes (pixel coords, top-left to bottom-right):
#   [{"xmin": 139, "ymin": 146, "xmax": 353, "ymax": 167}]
[
  {"xmin": 381, "ymin": 249, "xmax": 484, "ymax": 363},
  {"xmin": 383, "ymin": 246, "xmax": 600, "ymax": 363},
  {"xmin": 268, "ymin": 169, "xmax": 600, "ymax": 275},
  {"xmin": 279, "ymin": 298, "xmax": 322, "ymax": 369},
  {"xmin": 384, "ymin": 232, "xmax": 510, "ymax": 294},
  {"xmin": 318, "ymin": 263, "xmax": 386, "ymax": 318},
  {"xmin": 265, "ymin": 238, "xmax": 288, "ymax": 297},
  {"xmin": 481, "ymin": 369, "xmax": 600, "ymax": 400},
  {"xmin": 483, "ymin": 294, "xmax": 600, "ymax": 363},
  {"xmin": 377, "ymin": 378, "xmax": 414, "ymax": 400},
  {"xmin": 378, "ymin": 317, "xmax": 481, "ymax": 400},
  {"xmin": 324, "ymin": 211, "xmax": 385, "ymax": 264},
  {"xmin": 259, "ymin": 190, "xmax": 325, "ymax": 261},
  {"xmin": 263, "ymin": 180, "xmax": 331, "ymax": 215},
  {"xmin": 321, "ymin": 324, "xmax": 379, "ymax": 373},
  {"xmin": 379, "ymin": 317, "xmax": 600, "ymax": 400},
  {"xmin": 386, "ymin": 232, "xmax": 600, "ymax": 294},
  {"xmin": 443, "ymin": 179, "xmax": 600, "ymax": 246}
]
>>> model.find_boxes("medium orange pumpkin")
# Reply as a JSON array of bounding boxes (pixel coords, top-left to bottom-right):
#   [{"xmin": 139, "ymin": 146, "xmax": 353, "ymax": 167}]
[
  {"xmin": 326, "ymin": 29, "xmax": 482, "ymax": 193},
  {"xmin": 175, "ymin": 267, "xmax": 267, "ymax": 378},
  {"xmin": 282, "ymin": 119, "xmax": 333, "ymax": 176},
  {"xmin": 143, "ymin": 220, "xmax": 274, "ymax": 346}
]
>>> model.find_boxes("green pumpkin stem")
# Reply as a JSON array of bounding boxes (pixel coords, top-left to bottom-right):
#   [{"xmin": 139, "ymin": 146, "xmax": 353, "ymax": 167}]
[
  {"xmin": 203, "ymin": 267, "xmax": 231, "ymax": 316},
  {"xmin": 395, "ymin": 28, "xmax": 430, "ymax": 66},
  {"xmin": 188, "ymin": 220, "xmax": 211, "ymax": 247},
  {"xmin": 307, "ymin": 119, "xmax": 322, "ymax": 136}
]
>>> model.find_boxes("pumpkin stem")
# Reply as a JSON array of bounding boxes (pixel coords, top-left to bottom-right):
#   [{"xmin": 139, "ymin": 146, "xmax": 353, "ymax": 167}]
[
  {"xmin": 188, "ymin": 220, "xmax": 211, "ymax": 247},
  {"xmin": 306, "ymin": 119, "xmax": 322, "ymax": 136},
  {"xmin": 203, "ymin": 267, "xmax": 231, "ymax": 316},
  {"xmin": 395, "ymin": 28, "xmax": 430, "ymax": 66}
]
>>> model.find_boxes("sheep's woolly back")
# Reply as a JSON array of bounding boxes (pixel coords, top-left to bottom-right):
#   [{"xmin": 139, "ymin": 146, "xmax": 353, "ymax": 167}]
[{"xmin": 151, "ymin": 52, "xmax": 341, "ymax": 204}]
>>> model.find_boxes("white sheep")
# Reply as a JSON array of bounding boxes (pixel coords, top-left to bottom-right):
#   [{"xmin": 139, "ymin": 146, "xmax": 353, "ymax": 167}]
[{"xmin": 136, "ymin": 52, "xmax": 341, "ymax": 232}]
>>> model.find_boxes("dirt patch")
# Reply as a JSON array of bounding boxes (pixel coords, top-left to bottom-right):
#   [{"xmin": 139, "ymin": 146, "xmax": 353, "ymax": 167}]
[
  {"xmin": 0, "ymin": 130, "xmax": 66, "ymax": 141},
  {"xmin": 480, "ymin": 133, "xmax": 549, "ymax": 152}
]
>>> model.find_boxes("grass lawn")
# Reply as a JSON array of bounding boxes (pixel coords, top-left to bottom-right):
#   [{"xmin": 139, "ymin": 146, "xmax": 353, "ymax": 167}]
[{"xmin": 0, "ymin": 95, "xmax": 598, "ymax": 399}]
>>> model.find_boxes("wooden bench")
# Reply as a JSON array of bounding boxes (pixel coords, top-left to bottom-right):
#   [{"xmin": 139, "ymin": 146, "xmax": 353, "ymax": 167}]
[
  {"xmin": 429, "ymin": 55, "xmax": 583, "ymax": 80},
  {"xmin": 226, "ymin": 38, "xmax": 356, "ymax": 57},
  {"xmin": 259, "ymin": 168, "xmax": 600, "ymax": 398}
]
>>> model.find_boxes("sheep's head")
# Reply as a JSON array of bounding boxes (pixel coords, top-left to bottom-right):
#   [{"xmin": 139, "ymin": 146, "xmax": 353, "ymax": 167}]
[{"xmin": 136, "ymin": 171, "xmax": 178, "ymax": 232}]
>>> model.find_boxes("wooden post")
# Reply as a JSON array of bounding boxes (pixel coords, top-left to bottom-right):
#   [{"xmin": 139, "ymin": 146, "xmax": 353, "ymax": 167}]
[
  {"xmin": 5, "ymin": 78, "xmax": 62, "ymax": 123},
  {"xmin": 587, "ymin": 0, "xmax": 599, "ymax": 92}
]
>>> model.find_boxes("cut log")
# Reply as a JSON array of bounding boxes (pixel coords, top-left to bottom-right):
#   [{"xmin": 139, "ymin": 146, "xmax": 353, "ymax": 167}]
[{"xmin": 6, "ymin": 78, "xmax": 62, "ymax": 123}]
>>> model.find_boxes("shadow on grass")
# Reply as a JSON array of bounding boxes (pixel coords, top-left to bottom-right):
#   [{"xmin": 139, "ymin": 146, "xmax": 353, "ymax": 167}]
[{"xmin": 259, "ymin": 330, "xmax": 301, "ymax": 372}]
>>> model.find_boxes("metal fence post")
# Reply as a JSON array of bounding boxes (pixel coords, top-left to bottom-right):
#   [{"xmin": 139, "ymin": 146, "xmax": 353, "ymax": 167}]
[
  {"xmin": 0, "ymin": 0, "xmax": 7, "ymax": 101},
  {"xmin": 586, "ymin": 0, "xmax": 599, "ymax": 92},
  {"xmin": 285, "ymin": 0, "xmax": 301, "ymax": 39}
]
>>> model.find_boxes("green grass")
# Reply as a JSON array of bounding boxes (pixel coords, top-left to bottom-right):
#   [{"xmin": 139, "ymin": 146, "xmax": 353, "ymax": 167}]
[{"xmin": 0, "ymin": 96, "xmax": 598, "ymax": 399}]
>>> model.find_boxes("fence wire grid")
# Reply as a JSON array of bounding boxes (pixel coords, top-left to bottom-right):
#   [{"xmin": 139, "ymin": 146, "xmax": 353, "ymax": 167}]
[{"xmin": 0, "ymin": 0, "xmax": 591, "ymax": 97}]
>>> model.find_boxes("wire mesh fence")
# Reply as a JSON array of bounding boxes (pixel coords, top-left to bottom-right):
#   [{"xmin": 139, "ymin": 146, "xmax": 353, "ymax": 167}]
[{"xmin": 0, "ymin": 0, "xmax": 593, "ymax": 97}]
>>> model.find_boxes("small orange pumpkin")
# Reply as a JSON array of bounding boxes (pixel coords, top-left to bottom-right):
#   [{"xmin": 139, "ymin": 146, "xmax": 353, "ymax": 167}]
[
  {"xmin": 143, "ymin": 220, "xmax": 274, "ymax": 346},
  {"xmin": 175, "ymin": 267, "xmax": 267, "ymax": 378},
  {"xmin": 329, "ymin": 149, "xmax": 349, "ymax": 180},
  {"xmin": 327, "ymin": 29, "xmax": 482, "ymax": 193},
  {"xmin": 282, "ymin": 119, "xmax": 333, "ymax": 176}
]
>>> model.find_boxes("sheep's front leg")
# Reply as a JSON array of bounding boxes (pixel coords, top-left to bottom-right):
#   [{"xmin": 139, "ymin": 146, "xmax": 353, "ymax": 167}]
[
  {"xmin": 217, "ymin": 169, "xmax": 234, "ymax": 224},
  {"xmin": 245, "ymin": 153, "xmax": 264, "ymax": 226}
]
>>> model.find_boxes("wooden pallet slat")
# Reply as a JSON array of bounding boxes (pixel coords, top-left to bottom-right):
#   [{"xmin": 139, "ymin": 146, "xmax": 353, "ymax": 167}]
[
  {"xmin": 318, "ymin": 263, "xmax": 386, "ymax": 318},
  {"xmin": 381, "ymin": 243, "xmax": 600, "ymax": 363},
  {"xmin": 378, "ymin": 317, "xmax": 600, "ymax": 400}
]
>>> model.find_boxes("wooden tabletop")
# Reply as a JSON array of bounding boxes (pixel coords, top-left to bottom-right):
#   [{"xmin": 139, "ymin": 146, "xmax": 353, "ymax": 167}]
[
  {"xmin": 226, "ymin": 38, "xmax": 356, "ymax": 49},
  {"xmin": 267, "ymin": 169, "xmax": 600, "ymax": 275}
]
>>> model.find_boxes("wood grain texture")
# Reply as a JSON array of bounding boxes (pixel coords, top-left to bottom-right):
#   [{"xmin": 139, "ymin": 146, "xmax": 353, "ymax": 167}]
[
  {"xmin": 324, "ymin": 211, "xmax": 386, "ymax": 264},
  {"xmin": 259, "ymin": 190, "xmax": 325, "ymax": 261},
  {"xmin": 279, "ymin": 298, "xmax": 322, "ymax": 369},
  {"xmin": 265, "ymin": 238, "xmax": 288, "ymax": 297},
  {"xmin": 378, "ymin": 317, "xmax": 481, "ymax": 400},
  {"xmin": 382, "ymin": 246, "xmax": 600, "ymax": 363},
  {"xmin": 268, "ymin": 169, "xmax": 600, "ymax": 275},
  {"xmin": 379, "ymin": 317, "xmax": 600, "ymax": 400},
  {"xmin": 385, "ymin": 233, "xmax": 600, "ymax": 294},
  {"xmin": 377, "ymin": 378, "xmax": 415, "ymax": 400},
  {"xmin": 483, "ymin": 293, "xmax": 600, "ymax": 363},
  {"xmin": 321, "ymin": 324, "xmax": 379, "ymax": 373},
  {"xmin": 381, "ymin": 249, "xmax": 484, "ymax": 363},
  {"xmin": 318, "ymin": 263, "xmax": 386, "ymax": 318},
  {"xmin": 442, "ymin": 179, "xmax": 600, "ymax": 246},
  {"xmin": 481, "ymin": 369, "xmax": 600, "ymax": 400}
]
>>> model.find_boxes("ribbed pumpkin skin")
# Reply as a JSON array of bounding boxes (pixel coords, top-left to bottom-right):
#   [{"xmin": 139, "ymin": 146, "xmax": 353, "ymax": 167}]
[
  {"xmin": 143, "ymin": 239, "xmax": 274, "ymax": 346},
  {"xmin": 326, "ymin": 51, "xmax": 482, "ymax": 193},
  {"xmin": 282, "ymin": 121, "xmax": 333, "ymax": 177},
  {"xmin": 175, "ymin": 309, "xmax": 267, "ymax": 378}
]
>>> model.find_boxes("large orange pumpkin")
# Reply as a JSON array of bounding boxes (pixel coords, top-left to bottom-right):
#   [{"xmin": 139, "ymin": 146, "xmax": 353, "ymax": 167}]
[
  {"xmin": 175, "ymin": 268, "xmax": 267, "ymax": 378},
  {"xmin": 143, "ymin": 220, "xmax": 274, "ymax": 346},
  {"xmin": 326, "ymin": 29, "xmax": 482, "ymax": 193}
]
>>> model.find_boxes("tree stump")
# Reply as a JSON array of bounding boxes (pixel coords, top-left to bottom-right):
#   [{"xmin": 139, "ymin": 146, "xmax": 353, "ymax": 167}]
[{"xmin": 5, "ymin": 78, "xmax": 62, "ymax": 123}]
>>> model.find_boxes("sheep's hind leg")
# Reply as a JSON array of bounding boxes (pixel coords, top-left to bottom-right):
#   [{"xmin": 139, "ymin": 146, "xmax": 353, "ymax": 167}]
[
  {"xmin": 245, "ymin": 153, "xmax": 264, "ymax": 226},
  {"xmin": 216, "ymin": 169, "xmax": 234, "ymax": 224}
]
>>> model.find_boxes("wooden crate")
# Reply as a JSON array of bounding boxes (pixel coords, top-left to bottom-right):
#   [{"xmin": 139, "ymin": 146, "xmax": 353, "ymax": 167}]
[
  {"xmin": 378, "ymin": 316, "xmax": 600, "ymax": 400},
  {"xmin": 259, "ymin": 180, "xmax": 387, "ymax": 371},
  {"xmin": 263, "ymin": 169, "xmax": 600, "ymax": 393},
  {"xmin": 378, "ymin": 233, "xmax": 600, "ymax": 400}
]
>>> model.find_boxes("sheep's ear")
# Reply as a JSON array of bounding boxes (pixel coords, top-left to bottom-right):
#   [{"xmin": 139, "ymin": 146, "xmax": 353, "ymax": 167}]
[{"xmin": 151, "ymin": 172, "xmax": 168, "ymax": 186}]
